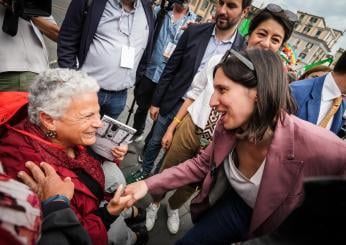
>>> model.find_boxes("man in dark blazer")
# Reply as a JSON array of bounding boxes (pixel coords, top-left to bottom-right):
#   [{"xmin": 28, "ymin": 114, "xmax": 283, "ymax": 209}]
[
  {"xmin": 129, "ymin": 0, "xmax": 252, "ymax": 182},
  {"xmin": 58, "ymin": 0, "xmax": 155, "ymax": 119},
  {"xmin": 290, "ymin": 51, "xmax": 346, "ymax": 136}
]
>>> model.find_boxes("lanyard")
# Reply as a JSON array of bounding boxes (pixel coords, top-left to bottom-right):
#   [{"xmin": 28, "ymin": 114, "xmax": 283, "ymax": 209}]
[{"xmin": 169, "ymin": 11, "xmax": 189, "ymax": 42}]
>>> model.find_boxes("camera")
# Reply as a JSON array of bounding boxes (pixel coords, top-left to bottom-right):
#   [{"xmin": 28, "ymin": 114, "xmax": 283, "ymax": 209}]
[
  {"xmin": 8, "ymin": 0, "xmax": 51, "ymax": 17},
  {"xmin": 2, "ymin": 0, "xmax": 51, "ymax": 36}
]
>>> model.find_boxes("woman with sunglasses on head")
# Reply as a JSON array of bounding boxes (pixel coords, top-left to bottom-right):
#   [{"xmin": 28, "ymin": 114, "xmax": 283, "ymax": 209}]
[
  {"xmin": 125, "ymin": 49, "xmax": 346, "ymax": 244},
  {"xmin": 141, "ymin": 4, "xmax": 298, "ymax": 234},
  {"xmin": 161, "ymin": 3, "xmax": 298, "ymax": 152}
]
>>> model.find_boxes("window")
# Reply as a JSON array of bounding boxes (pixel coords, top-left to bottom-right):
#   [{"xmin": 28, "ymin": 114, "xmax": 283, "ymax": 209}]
[
  {"xmin": 299, "ymin": 53, "xmax": 307, "ymax": 59},
  {"xmin": 310, "ymin": 17, "xmax": 318, "ymax": 23},
  {"xmin": 315, "ymin": 30, "xmax": 322, "ymax": 37},
  {"xmin": 303, "ymin": 27, "xmax": 311, "ymax": 33},
  {"xmin": 200, "ymin": 0, "xmax": 209, "ymax": 10},
  {"xmin": 306, "ymin": 43, "xmax": 314, "ymax": 49}
]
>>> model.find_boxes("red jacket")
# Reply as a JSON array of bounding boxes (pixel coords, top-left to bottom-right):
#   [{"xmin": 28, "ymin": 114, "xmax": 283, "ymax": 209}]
[{"xmin": 0, "ymin": 115, "xmax": 108, "ymax": 245}]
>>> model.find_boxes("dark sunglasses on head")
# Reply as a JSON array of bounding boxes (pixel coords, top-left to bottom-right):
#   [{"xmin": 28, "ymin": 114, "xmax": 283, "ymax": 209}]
[
  {"xmin": 266, "ymin": 3, "xmax": 298, "ymax": 22},
  {"xmin": 221, "ymin": 49, "xmax": 255, "ymax": 71}
]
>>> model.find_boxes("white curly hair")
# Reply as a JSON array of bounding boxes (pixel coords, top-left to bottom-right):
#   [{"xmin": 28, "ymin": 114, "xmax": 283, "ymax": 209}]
[{"xmin": 28, "ymin": 68, "xmax": 100, "ymax": 125}]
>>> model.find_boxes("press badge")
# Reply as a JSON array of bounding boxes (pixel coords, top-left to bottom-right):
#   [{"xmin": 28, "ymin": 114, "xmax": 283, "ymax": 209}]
[
  {"xmin": 163, "ymin": 42, "xmax": 177, "ymax": 59},
  {"xmin": 120, "ymin": 46, "xmax": 135, "ymax": 69}
]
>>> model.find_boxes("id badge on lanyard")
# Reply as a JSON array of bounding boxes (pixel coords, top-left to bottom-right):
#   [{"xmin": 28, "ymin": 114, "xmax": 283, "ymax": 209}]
[
  {"xmin": 120, "ymin": 45, "xmax": 135, "ymax": 69},
  {"xmin": 163, "ymin": 42, "xmax": 177, "ymax": 59}
]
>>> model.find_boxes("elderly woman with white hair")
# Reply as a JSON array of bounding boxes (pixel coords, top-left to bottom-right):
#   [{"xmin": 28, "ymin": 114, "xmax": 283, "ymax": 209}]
[{"xmin": 0, "ymin": 68, "xmax": 147, "ymax": 245}]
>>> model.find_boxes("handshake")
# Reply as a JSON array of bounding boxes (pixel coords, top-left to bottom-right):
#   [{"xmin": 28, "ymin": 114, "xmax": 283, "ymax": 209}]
[{"xmin": 18, "ymin": 161, "xmax": 149, "ymax": 216}]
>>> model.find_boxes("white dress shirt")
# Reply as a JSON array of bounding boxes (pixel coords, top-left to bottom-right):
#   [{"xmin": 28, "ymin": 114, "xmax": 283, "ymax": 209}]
[
  {"xmin": 185, "ymin": 54, "xmax": 223, "ymax": 129},
  {"xmin": 317, "ymin": 73, "xmax": 344, "ymax": 130}
]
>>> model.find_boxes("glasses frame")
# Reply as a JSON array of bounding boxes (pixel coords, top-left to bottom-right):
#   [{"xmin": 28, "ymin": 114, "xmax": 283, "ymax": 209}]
[
  {"xmin": 266, "ymin": 3, "xmax": 298, "ymax": 22},
  {"xmin": 221, "ymin": 49, "xmax": 255, "ymax": 71}
]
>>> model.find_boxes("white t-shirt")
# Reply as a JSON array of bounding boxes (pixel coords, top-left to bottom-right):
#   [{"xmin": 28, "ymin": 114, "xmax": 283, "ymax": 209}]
[{"xmin": 223, "ymin": 150, "xmax": 265, "ymax": 208}]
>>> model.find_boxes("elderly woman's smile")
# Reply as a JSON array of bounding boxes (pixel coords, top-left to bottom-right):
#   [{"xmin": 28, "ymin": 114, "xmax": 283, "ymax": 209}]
[{"xmin": 52, "ymin": 92, "xmax": 102, "ymax": 147}]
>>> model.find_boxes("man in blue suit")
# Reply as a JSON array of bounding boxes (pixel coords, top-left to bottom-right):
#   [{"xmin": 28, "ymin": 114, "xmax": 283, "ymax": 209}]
[{"xmin": 290, "ymin": 51, "xmax": 346, "ymax": 136}]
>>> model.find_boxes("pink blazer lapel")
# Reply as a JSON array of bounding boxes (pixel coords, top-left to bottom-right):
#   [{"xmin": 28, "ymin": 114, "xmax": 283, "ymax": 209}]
[{"xmin": 249, "ymin": 114, "xmax": 304, "ymax": 234}]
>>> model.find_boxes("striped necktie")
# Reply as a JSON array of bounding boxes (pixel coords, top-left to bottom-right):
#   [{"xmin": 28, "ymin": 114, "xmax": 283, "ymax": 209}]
[{"xmin": 319, "ymin": 96, "xmax": 343, "ymax": 128}]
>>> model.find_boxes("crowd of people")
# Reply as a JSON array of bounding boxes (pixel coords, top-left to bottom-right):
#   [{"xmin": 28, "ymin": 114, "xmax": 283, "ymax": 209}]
[{"xmin": 0, "ymin": 0, "xmax": 345, "ymax": 244}]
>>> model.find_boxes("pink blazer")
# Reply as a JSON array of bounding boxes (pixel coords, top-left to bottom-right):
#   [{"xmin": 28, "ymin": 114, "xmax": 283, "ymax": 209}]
[{"xmin": 146, "ymin": 113, "xmax": 346, "ymax": 238}]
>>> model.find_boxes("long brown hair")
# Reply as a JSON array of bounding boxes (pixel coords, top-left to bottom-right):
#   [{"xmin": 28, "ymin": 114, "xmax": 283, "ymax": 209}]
[{"xmin": 214, "ymin": 49, "xmax": 297, "ymax": 141}]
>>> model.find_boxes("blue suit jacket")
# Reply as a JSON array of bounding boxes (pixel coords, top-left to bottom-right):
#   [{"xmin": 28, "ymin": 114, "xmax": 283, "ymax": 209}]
[{"xmin": 290, "ymin": 75, "xmax": 346, "ymax": 134}]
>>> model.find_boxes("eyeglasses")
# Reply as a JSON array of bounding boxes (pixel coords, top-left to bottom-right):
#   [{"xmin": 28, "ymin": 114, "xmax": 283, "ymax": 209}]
[
  {"xmin": 221, "ymin": 49, "xmax": 255, "ymax": 71},
  {"xmin": 266, "ymin": 3, "xmax": 298, "ymax": 22}
]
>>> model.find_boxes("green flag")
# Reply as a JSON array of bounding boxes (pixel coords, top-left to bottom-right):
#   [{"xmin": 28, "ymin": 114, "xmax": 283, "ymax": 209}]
[
  {"xmin": 238, "ymin": 18, "xmax": 251, "ymax": 36},
  {"xmin": 304, "ymin": 58, "xmax": 333, "ymax": 71}
]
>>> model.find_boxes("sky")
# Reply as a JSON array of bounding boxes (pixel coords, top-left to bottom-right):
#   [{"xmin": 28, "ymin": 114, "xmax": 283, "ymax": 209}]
[{"xmin": 252, "ymin": 0, "xmax": 346, "ymax": 54}]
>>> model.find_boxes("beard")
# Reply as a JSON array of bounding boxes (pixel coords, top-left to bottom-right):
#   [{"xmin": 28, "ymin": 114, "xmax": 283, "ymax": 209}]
[{"xmin": 215, "ymin": 14, "xmax": 240, "ymax": 30}]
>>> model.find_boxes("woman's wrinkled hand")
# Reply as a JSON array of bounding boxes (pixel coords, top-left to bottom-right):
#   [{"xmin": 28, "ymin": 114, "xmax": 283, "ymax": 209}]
[{"xmin": 111, "ymin": 144, "xmax": 128, "ymax": 161}]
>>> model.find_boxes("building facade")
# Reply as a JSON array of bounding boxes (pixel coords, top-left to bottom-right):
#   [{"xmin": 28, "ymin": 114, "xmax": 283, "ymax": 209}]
[
  {"xmin": 290, "ymin": 11, "xmax": 343, "ymax": 67},
  {"xmin": 189, "ymin": 0, "xmax": 215, "ymax": 22}
]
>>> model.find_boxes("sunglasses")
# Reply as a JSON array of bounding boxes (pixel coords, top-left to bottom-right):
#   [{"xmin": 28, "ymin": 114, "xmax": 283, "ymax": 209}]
[
  {"xmin": 266, "ymin": 3, "xmax": 298, "ymax": 22},
  {"xmin": 221, "ymin": 49, "xmax": 255, "ymax": 71}
]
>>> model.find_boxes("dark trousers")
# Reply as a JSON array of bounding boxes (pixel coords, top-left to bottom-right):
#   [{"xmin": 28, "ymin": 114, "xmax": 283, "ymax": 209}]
[
  {"xmin": 176, "ymin": 188, "xmax": 252, "ymax": 245},
  {"xmin": 133, "ymin": 76, "xmax": 157, "ymax": 135},
  {"xmin": 98, "ymin": 89, "xmax": 127, "ymax": 120}
]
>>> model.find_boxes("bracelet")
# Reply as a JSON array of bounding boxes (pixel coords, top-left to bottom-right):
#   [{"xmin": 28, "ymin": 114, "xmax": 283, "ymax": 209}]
[
  {"xmin": 42, "ymin": 194, "xmax": 70, "ymax": 206},
  {"xmin": 173, "ymin": 117, "xmax": 182, "ymax": 124}
]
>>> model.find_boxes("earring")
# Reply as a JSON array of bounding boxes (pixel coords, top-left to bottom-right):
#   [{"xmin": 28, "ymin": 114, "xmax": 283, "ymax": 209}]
[{"xmin": 45, "ymin": 130, "xmax": 57, "ymax": 138}]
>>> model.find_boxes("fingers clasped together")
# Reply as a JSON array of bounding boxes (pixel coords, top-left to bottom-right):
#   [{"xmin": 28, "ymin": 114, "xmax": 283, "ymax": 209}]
[
  {"xmin": 17, "ymin": 161, "xmax": 150, "ymax": 216},
  {"xmin": 107, "ymin": 180, "xmax": 150, "ymax": 216}
]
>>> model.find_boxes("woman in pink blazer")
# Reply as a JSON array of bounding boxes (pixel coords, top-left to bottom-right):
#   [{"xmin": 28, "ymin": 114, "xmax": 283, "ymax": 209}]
[{"xmin": 125, "ymin": 49, "xmax": 346, "ymax": 244}]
